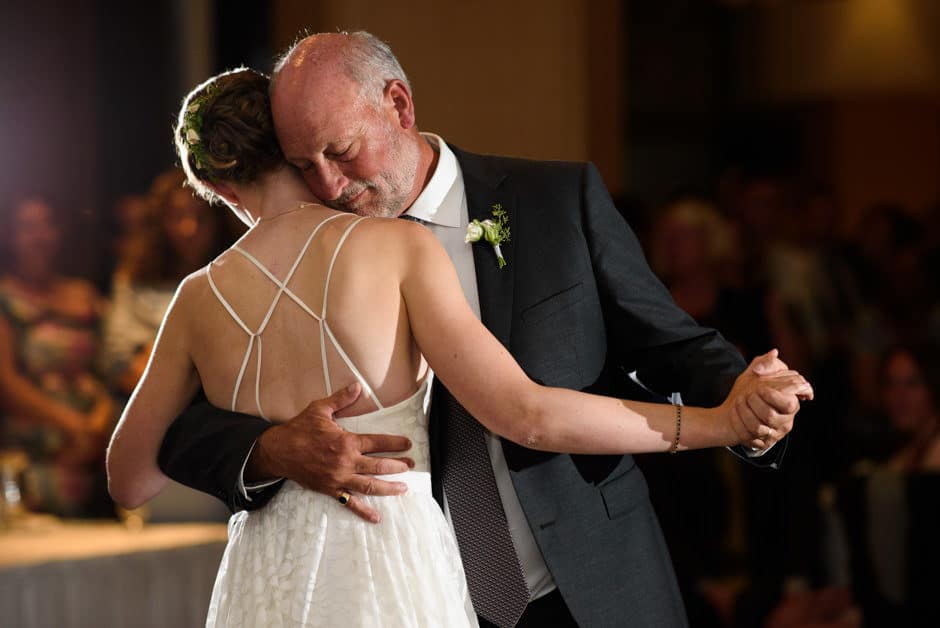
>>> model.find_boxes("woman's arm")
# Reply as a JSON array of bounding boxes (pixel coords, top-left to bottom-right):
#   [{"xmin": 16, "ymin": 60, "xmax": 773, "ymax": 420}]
[
  {"xmin": 106, "ymin": 279, "xmax": 201, "ymax": 508},
  {"xmin": 399, "ymin": 224, "xmax": 810, "ymax": 455}
]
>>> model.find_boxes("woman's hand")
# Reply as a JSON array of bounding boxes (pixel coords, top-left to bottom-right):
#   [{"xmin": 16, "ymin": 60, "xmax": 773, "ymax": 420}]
[{"xmin": 717, "ymin": 350, "xmax": 814, "ymax": 449}]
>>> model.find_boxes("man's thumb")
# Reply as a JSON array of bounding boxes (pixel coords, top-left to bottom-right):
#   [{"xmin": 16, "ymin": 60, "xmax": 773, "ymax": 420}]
[{"xmin": 330, "ymin": 382, "xmax": 362, "ymax": 411}]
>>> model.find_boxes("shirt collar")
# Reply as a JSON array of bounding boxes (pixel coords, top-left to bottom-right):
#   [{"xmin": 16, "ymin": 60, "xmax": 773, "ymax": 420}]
[{"xmin": 403, "ymin": 133, "xmax": 463, "ymax": 228}]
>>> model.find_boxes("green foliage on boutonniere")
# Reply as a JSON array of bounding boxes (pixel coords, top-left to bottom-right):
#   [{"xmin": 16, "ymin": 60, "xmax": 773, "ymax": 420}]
[{"xmin": 466, "ymin": 203, "xmax": 511, "ymax": 269}]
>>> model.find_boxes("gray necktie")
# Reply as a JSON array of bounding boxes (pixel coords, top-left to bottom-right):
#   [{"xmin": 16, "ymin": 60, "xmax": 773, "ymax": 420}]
[{"xmin": 440, "ymin": 389, "xmax": 529, "ymax": 628}]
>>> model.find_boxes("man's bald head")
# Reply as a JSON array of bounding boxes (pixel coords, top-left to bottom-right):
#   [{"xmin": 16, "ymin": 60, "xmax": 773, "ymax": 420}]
[
  {"xmin": 272, "ymin": 31, "xmax": 411, "ymax": 106},
  {"xmin": 268, "ymin": 31, "xmax": 430, "ymax": 218}
]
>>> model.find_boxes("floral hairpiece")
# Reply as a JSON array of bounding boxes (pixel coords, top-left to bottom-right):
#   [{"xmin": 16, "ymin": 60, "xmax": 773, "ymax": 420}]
[{"xmin": 181, "ymin": 84, "xmax": 235, "ymax": 173}]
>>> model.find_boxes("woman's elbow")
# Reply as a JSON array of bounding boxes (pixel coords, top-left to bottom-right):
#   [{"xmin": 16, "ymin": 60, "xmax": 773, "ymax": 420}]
[
  {"xmin": 107, "ymin": 476, "xmax": 147, "ymax": 510},
  {"xmin": 106, "ymin": 452, "xmax": 152, "ymax": 509}
]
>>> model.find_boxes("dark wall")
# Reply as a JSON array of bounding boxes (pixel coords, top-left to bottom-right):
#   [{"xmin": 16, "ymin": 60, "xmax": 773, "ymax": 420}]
[{"xmin": 0, "ymin": 1, "xmax": 181, "ymax": 284}]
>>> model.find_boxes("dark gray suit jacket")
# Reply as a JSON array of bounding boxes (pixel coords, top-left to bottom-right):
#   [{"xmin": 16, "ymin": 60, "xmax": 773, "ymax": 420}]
[{"xmin": 159, "ymin": 147, "xmax": 782, "ymax": 627}]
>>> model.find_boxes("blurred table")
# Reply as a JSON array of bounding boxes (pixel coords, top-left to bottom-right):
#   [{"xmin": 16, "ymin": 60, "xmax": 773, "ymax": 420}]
[{"xmin": 0, "ymin": 518, "xmax": 229, "ymax": 628}]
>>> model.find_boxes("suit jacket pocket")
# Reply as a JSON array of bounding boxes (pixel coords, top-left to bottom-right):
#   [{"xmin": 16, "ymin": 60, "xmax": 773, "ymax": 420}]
[
  {"xmin": 599, "ymin": 463, "xmax": 649, "ymax": 520},
  {"xmin": 520, "ymin": 282, "xmax": 584, "ymax": 325}
]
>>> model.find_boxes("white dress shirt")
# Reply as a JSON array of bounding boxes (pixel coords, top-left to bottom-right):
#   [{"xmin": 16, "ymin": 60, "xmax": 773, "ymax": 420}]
[
  {"xmin": 241, "ymin": 133, "xmax": 556, "ymax": 601},
  {"xmin": 402, "ymin": 134, "xmax": 556, "ymax": 601}
]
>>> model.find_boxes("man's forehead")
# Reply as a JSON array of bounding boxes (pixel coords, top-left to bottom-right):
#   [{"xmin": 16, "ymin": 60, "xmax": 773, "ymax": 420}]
[
  {"xmin": 280, "ymin": 113, "xmax": 367, "ymax": 162},
  {"xmin": 277, "ymin": 79, "xmax": 369, "ymax": 151}
]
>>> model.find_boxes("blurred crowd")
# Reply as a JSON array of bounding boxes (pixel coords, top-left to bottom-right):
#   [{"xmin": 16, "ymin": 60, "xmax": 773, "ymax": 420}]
[
  {"xmin": 0, "ymin": 169, "xmax": 243, "ymax": 519},
  {"xmin": 1, "ymin": 163, "xmax": 937, "ymax": 627},
  {"xmin": 630, "ymin": 170, "xmax": 940, "ymax": 628}
]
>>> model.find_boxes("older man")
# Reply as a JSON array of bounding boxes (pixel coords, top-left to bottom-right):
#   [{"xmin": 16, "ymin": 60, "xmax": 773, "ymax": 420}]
[{"xmin": 159, "ymin": 32, "xmax": 798, "ymax": 628}]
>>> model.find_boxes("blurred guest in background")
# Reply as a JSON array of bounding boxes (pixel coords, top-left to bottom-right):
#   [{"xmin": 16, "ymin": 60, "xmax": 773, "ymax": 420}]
[
  {"xmin": 649, "ymin": 196, "xmax": 773, "ymax": 360},
  {"xmin": 110, "ymin": 194, "xmax": 153, "ymax": 262},
  {"xmin": 879, "ymin": 346, "xmax": 940, "ymax": 472},
  {"xmin": 101, "ymin": 169, "xmax": 239, "ymax": 396},
  {"xmin": 822, "ymin": 345, "xmax": 940, "ymax": 627},
  {"xmin": 845, "ymin": 204, "xmax": 928, "ymax": 424},
  {"xmin": 0, "ymin": 198, "xmax": 114, "ymax": 517}
]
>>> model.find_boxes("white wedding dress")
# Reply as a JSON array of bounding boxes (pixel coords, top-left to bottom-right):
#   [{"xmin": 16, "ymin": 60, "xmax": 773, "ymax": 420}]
[{"xmin": 202, "ymin": 214, "xmax": 478, "ymax": 628}]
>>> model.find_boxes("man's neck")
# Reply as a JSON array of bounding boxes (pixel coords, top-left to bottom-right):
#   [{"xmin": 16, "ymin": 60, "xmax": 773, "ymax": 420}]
[{"xmin": 399, "ymin": 132, "xmax": 440, "ymax": 216}]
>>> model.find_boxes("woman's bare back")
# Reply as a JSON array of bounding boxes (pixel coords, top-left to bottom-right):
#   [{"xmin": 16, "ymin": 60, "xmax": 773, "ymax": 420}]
[{"xmin": 179, "ymin": 206, "xmax": 426, "ymax": 422}]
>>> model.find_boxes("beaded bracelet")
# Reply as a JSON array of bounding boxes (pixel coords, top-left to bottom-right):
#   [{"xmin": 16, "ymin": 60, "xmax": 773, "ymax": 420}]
[{"xmin": 669, "ymin": 404, "xmax": 682, "ymax": 454}]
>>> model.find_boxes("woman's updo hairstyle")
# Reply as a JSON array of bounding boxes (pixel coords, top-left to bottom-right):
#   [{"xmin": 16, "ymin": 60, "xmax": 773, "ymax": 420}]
[{"xmin": 175, "ymin": 68, "xmax": 283, "ymax": 203}]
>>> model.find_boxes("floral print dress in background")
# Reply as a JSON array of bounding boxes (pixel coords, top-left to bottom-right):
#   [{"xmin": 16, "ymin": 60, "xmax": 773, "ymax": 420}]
[{"xmin": 0, "ymin": 280, "xmax": 110, "ymax": 516}]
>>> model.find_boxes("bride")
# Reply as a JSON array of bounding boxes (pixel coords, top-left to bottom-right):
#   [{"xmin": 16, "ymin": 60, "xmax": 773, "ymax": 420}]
[{"xmin": 106, "ymin": 68, "xmax": 812, "ymax": 627}]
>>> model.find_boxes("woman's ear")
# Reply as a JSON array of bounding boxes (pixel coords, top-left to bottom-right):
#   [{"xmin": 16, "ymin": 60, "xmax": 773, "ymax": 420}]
[{"xmin": 208, "ymin": 181, "xmax": 240, "ymax": 207}]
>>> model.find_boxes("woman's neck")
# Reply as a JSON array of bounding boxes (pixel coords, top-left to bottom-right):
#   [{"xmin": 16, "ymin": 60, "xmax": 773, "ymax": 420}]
[{"xmin": 247, "ymin": 169, "xmax": 319, "ymax": 225}]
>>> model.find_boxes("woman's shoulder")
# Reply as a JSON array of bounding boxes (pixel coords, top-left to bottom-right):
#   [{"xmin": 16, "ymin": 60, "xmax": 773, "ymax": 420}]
[
  {"xmin": 319, "ymin": 213, "xmax": 426, "ymax": 258},
  {"xmin": 174, "ymin": 265, "xmax": 213, "ymax": 301},
  {"xmin": 352, "ymin": 215, "xmax": 435, "ymax": 245}
]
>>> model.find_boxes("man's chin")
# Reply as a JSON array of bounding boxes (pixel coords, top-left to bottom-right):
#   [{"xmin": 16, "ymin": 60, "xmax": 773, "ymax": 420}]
[
  {"xmin": 349, "ymin": 200, "xmax": 402, "ymax": 218},
  {"xmin": 327, "ymin": 190, "xmax": 403, "ymax": 218}
]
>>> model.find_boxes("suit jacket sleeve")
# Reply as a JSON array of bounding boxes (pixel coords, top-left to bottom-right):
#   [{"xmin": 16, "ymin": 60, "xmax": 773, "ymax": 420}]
[
  {"xmin": 157, "ymin": 390, "xmax": 283, "ymax": 512},
  {"xmin": 578, "ymin": 163, "xmax": 785, "ymax": 467}
]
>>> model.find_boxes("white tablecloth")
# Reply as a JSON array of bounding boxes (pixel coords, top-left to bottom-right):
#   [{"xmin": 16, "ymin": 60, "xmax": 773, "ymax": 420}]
[{"xmin": 0, "ymin": 519, "xmax": 228, "ymax": 628}]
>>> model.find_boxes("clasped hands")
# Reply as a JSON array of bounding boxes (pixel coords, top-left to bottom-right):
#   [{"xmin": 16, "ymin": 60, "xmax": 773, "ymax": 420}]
[{"xmin": 717, "ymin": 349, "xmax": 813, "ymax": 452}]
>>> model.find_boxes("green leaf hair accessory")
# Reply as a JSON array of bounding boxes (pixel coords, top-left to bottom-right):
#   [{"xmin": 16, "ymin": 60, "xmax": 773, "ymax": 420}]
[
  {"xmin": 181, "ymin": 84, "xmax": 235, "ymax": 173},
  {"xmin": 465, "ymin": 203, "xmax": 511, "ymax": 269}
]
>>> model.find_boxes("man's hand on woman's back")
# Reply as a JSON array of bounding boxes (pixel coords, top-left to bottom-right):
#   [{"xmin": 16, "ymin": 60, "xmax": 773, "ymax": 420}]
[{"xmin": 248, "ymin": 382, "xmax": 415, "ymax": 523}]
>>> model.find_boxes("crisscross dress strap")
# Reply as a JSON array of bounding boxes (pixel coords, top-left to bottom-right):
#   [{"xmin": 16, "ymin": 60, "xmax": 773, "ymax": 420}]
[
  {"xmin": 205, "ymin": 213, "xmax": 382, "ymax": 419},
  {"xmin": 205, "ymin": 213, "xmax": 343, "ymax": 419},
  {"xmin": 319, "ymin": 216, "xmax": 383, "ymax": 410}
]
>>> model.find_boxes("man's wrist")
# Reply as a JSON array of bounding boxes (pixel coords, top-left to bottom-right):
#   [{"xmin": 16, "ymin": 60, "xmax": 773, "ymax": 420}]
[{"xmin": 244, "ymin": 424, "xmax": 282, "ymax": 483}]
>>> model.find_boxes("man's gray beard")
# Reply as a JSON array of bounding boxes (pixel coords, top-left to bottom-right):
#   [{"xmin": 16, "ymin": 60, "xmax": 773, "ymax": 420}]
[{"xmin": 323, "ymin": 133, "xmax": 420, "ymax": 218}]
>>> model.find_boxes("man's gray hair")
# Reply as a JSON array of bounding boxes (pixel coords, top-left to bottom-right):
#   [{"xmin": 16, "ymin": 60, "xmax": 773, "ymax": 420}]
[{"xmin": 274, "ymin": 31, "xmax": 411, "ymax": 102}]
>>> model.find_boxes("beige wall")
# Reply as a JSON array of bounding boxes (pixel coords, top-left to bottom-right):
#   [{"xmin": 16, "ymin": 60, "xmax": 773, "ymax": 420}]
[
  {"xmin": 737, "ymin": 0, "xmax": 940, "ymax": 102},
  {"xmin": 735, "ymin": 0, "xmax": 940, "ymax": 224},
  {"xmin": 828, "ymin": 99, "xmax": 940, "ymax": 229},
  {"xmin": 271, "ymin": 0, "xmax": 624, "ymax": 193}
]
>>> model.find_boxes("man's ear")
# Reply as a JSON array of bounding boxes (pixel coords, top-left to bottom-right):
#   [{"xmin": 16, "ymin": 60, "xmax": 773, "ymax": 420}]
[
  {"xmin": 385, "ymin": 79, "xmax": 416, "ymax": 130},
  {"xmin": 208, "ymin": 181, "xmax": 240, "ymax": 206}
]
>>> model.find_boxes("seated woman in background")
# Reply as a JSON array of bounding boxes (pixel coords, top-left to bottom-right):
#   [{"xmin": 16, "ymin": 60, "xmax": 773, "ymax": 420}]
[
  {"xmin": 0, "ymin": 197, "xmax": 114, "ymax": 516},
  {"xmin": 101, "ymin": 169, "xmax": 241, "ymax": 396},
  {"xmin": 881, "ymin": 345, "xmax": 940, "ymax": 472},
  {"xmin": 820, "ymin": 344, "xmax": 940, "ymax": 627}
]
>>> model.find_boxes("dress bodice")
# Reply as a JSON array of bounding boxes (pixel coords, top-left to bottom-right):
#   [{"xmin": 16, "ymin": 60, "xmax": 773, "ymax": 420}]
[{"xmin": 335, "ymin": 377, "xmax": 433, "ymax": 492}]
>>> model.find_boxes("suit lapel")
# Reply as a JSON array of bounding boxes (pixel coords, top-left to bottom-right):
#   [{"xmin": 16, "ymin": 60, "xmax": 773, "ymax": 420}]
[{"xmin": 451, "ymin": 145, "xmax": 516, "ymax": 348}]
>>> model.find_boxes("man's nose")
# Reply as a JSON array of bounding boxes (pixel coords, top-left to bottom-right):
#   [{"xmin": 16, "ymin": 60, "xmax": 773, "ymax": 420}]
[{"xmin": 310, "ymin": 162, "xmax": 349, "ymax": 202}]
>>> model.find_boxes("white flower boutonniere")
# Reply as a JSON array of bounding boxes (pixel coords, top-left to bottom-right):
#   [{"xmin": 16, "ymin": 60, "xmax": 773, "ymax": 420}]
[{"xmin": 465, "ymin": 203, "xmax": 511, "ymax": 269}]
